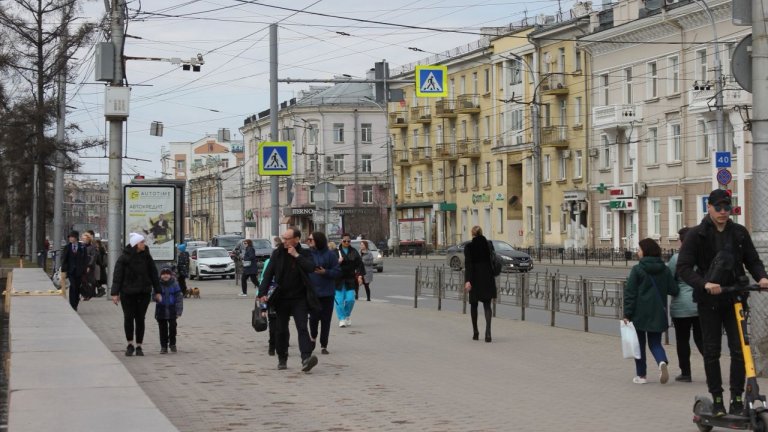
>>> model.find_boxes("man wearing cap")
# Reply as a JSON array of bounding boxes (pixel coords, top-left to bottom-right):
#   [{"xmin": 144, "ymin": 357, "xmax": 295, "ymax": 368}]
[
  {"xmin": 61, "ymin": 230, "xmax": 88, "ymax": 310},
  {"xmin": 677, "ymin": 189, "xmax": 768, "ymax": 417}
]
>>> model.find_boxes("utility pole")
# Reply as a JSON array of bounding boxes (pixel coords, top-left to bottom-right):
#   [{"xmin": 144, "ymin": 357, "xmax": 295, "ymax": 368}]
[
  {"xmin": 752, "ymin": 0, "xmax": 768, "ymax": 258},
  {"xmin": 380, "ymin": 60, "xmax": 399, "ymax": 257},
  {"xmin": 269, "ymin": 23, "xmax": 280, "ymax": 237},
  {"xmin": 53, "ymin": 8, "xmax": 68, "ymax": 268},
  {"xmin": 217, "ymin": 170, "xmax": 225, "ymax": 235},
  {"xmin": 240, "ymin": 162, "xmax": 246, "ymax": 236},
  {"xmin": 107, "ymin": 0, "xmax": 126, "ymax": 287}
]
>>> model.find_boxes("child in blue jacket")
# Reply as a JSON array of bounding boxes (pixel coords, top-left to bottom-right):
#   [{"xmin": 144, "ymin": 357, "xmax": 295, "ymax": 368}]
[{"xmin": 155, "ymin": 266, "xmax": 183, "ymax": 354}]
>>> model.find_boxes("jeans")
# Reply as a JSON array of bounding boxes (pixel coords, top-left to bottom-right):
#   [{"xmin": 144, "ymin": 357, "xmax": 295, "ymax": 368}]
[
  {"xmin": 274, "ymin": 298, "xmax": 313, "ymax": 361},
  {"xmin": 699, "ymin": 300, "xmax": 745, "ymax": 396},
  {"xmin": 334, "ymin": 285, "xmax": 355, "ymax": 320},
  {"xmin": 309, "ymin": 296, "xmax": 334, "ymax": 348},
  {"xmin": 635, "ymin": 330, "xmax": 668, "ymax": 378},
  {"xmin": 67, "ymin": 273, "xmax": 81, "ymax": 311},
  {"xmin": 672, "ymin": 316, "xmax": 703, "ymax": 376},
  {"xmin": 120, "ymin": 293, "xmax": 151, "ymax": 344},
  {"xmin": 158, "ymin": 318, "xmax": 177, "ymax": 348}
]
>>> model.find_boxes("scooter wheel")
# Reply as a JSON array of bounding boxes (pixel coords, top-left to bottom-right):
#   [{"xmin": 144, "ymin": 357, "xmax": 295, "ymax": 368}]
[
  {"xmin": 757, "ymin": 412, "xmax": 768, "ymax": 432},
  {"xmin": 693, "ymin": 400, "xmax": 713, "ymax": 432}
]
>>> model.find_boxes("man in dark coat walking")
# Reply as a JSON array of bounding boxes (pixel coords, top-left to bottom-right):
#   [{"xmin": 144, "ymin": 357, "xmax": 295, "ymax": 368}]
[
  {"xmin": 61, "ymin": 230, "xmax": 88, "ymax": 310},
  {"xmin": 258, "ymin": 226, "xmax": 320, "ymax": 372}
]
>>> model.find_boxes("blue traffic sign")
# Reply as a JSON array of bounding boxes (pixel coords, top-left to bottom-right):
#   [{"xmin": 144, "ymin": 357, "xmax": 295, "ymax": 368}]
[
  {"xmin": 258, "ymin": 141, "xmax": 292, "ymax": 176},
  {"xmin": 716, "ymin": 168, "xmax": 732, "ymax": 186},
  {"xmin": 715, "ymin": 151, "xmax": 732, "ymax": 168},
  {"xmin": 415, "ymin": 65, "xmax": 448, "ymax": 98}
]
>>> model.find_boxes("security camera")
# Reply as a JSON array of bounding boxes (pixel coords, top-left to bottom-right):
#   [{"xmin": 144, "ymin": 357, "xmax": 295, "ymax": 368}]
[{"xmin": 197, "ymin": 53, "xmax": 204, "ymax": 64}]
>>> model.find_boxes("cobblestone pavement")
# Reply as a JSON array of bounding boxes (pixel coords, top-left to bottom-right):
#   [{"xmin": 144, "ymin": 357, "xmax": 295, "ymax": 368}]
[{"xmin": 78, "ymin": 280, "xmax": 743, "ymax": 432}]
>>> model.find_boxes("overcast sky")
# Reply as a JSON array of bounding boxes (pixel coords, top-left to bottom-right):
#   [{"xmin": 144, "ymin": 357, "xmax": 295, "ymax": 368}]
[{"xmin": 70, "ymin": 0, "xmax": 565, "ymax": 178}]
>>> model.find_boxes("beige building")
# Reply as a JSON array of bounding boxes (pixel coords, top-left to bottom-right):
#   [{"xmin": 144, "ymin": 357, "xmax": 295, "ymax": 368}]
[{"xmin": 580, "ymin": 0, "xmax": 752, "ymax": 250}]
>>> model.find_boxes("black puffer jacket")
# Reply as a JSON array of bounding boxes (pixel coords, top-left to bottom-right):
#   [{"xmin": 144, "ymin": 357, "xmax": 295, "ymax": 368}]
[{"xmin": 111, "ymin": 244, "xmax": 161, "ymax": 296}]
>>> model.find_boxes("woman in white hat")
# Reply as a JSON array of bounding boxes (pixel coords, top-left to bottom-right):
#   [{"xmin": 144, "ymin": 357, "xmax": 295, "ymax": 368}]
[{"xmin": 111, "ymin": 233, "xmax": 161, "ymax": 356}]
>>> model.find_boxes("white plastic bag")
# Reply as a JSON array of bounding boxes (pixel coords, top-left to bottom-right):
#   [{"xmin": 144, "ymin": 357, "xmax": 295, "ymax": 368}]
[{"xmin": 620, "ymin": 321, "xmax": 641, "ymax": 359}]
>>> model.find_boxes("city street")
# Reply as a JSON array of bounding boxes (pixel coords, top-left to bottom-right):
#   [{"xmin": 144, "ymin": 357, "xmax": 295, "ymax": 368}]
[{"xmin": 76, "ymin": 257, "xmax": 730, "ymax": 431}]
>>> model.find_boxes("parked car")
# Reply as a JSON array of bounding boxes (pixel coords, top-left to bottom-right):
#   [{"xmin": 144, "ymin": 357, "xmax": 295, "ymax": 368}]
[
  {"xmin": 349, "ymin": 240, "xmax": 384, "ymax": 272},
  {"xmin": 209, "ymin": 234, "xmax": 244, "ymax": 254},
  {"xmin": 445, "ymin": 240, "xmax": 533, "ymax": 273},
  {"xmin": 232, "ymin": 238, "xmax": 274, "ymax": 273},
  {"xmin": 189, "ymin": 247, "xmax": 236, "ymax": 280}
]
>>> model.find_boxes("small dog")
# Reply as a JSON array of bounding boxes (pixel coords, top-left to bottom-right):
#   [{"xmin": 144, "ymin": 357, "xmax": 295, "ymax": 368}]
[
  {"xmin": 183, "ymin": 289, "xmax": 191, "ymax": 299},
  {"xmin": 191, "ymin": 287, "xmax": 201, "ymax": 299}
]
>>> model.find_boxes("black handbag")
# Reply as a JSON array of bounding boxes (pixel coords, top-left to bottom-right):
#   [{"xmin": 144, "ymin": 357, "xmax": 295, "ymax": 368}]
[{"xmin": 251, "ymin": 299, "xmax": 268, "ymax": 332}]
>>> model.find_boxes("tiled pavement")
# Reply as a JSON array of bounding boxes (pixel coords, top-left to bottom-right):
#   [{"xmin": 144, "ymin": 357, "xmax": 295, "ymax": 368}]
[{"xmin": 77, "ymin": 280, "xmax": 739, "ymax": 432}]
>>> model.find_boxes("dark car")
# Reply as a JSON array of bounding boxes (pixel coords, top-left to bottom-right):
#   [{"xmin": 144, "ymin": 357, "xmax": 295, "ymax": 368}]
[
  {"xmin": 232, "ymin": 238, "xmax": 273, "ymax": 262},
  {"xmin": 445, "ymin": 240, "xmax": 533, "ymax": 273},
  {"xmin": 209, "ymin": 234, "xmax": 244, "ymax": 254}
]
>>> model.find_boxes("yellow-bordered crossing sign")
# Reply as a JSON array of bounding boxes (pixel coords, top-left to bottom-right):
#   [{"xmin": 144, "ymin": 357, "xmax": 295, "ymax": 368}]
[
  {"xmin": 258, "ymin": 141, "xmax": 292, "ymax": 176},
  {"xmin": 415, "ymin": 65, "xmax": 448, "ymax": 98}
]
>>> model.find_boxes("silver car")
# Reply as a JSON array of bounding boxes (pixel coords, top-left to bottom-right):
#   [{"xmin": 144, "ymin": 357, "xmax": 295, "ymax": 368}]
[
  {"xmin": 349, "ymin": 240, "xmax": 384, "ymax": 272},
  {"xmin": 445, "ymin": 240, "xmax": 533, "ymax": 273}
]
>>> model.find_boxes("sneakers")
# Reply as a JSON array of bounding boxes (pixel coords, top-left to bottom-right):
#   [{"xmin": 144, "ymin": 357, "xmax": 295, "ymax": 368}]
[
  {"xmin": 632, "ymin": 376, "xmax": 647, "ymax": 384},
  {"xmin": 345, "ymin": 318, "xmax": 351, "ymax": 327},
  {"xmin": 238, "ymin": 293, "xmax": 248, "ymax": 297},
  {"xmin": 712, "ymin": 396, "xmax": 727, "ymax": 417},
  {"xmin": 675, "ymin": 374, "xmax": 692, "ymax": 383},
  {"xmin": 170, "ymin": 345, "xmax": 177, "ymax": 353},
  {"xmin": 125, "ymin": 344, "xmax": 135, "ymax": 357},
  {"xmin": 321, "ymin": 347, "xmax": 329, "ymax": 355},
  {"xmin": 659, "ymin": 361, "xmax": 669, "ymax": 384},
  {"xmin": 135, "ymin": 346, "xmax": 144, "ymax": 356},
  {"xmin": 339, "ymin": 319, "xmax": 347, "ymax": 328},
  {"xmin": 301, "ymin": 355, "xmax": 318, "ymax": 373},
  {"xmin": 277, "ymin": 359, "xmax": 287, "ymax": 370},
  {"xmin": 160, "ymin": 347, "xmax": 168, "ymax": 354},
  {"xmin": 730, "ymin": 396, "xmax": 745, "ymax": 415}
]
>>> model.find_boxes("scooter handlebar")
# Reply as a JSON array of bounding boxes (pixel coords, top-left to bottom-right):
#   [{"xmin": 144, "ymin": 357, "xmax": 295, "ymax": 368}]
[{"xmin": 719, "ymin": 283, "xmax": 764, "ymax": 294}]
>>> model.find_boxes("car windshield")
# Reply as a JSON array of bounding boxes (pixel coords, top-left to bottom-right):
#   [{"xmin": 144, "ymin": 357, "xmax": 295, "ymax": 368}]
[
  {"xmin": 198, "ymin": 249, "xmax": 229, "ymax": 258},
  {"xmin": 216, "ymin": 237, "xmax": 241, "ymax": 249},
  {"xmin": 252, "ymin": 240, "xmax": 271, "ymax": 249},
  {"xmin": 491, "ymin": 241, "xmax": 515, "ymax": 251}
]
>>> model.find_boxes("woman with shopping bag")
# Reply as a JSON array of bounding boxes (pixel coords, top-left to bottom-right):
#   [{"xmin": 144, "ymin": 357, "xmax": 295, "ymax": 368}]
[{"xmin": 623, "ymin": 238, "xmax": 679, "ymax": 384}]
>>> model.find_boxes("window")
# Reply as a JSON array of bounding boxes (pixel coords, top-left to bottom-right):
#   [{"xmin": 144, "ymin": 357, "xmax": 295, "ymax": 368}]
[
  {"xmin": 361, "ymin": 123, "xmax": 372, "ymax": 143},
  {"xmin": 309, "ymin": 125, "xmax": 319, "ymax": 145},
  {"xmin": 427, "ymin": 169, "xmax": 433, "ymax": 193},
  {"xmin": 334, "ymin": 154, "xmax": 345, "ymax": 172},
  {"xmin": 450, "ymin": 165, "xmax": 456, "ymax": 190},
  {"xmin": 558, "ymin": 48, "xmax": 566, "ymax": 73},
  {"xmin": 669, "ymin": 197, "xmax": 683, "ymax": 236},
  {"xmin": 333, "ymin": 123, "xmax": 344, "ymax": 142},
  {"xmin": 543, "ymin": 103, "xmax": 551, "ymax": 127},
  {"xmin": 559, "ymin": 100, "xmax": 567, "ymax": 127},
  {"xmin": 543, "ymin": 154, "xmax": 551, "ymax": 182},
  {"xmin": 415, "ymin": 171, "xmax": 423, "ymax": 193},
  {"xmin": 484, "ymin": 68, "xmax": 490, "ymax": 93},
  {"xmin": 624, "ymin": 67, "xmax": 633, "ymax": 104},
  {"xmin": 472, "ymin": 72, "xmax": 478, "ymax": 94},
  {"xmin": 575, "ymin": 49, "xmax": 582, "ymax": 71},
  {"xmin": 337, "ymin": 186, "xmax": 346, "ymax": 204},
  {"xmin": 361, "ymin": 154, "xmax": 372, "ymax": 173},
  {"xmin": 696, "ymin": 49, "xmax": 707, "ymax": 82},
  {"xmin": 647, "ymin": 62, "xmax": 657, "ymax": 99},
  {"xmin": 436, "ymin": 168, "xmax": 444, "ymax": 192},
  {"xmin": 309, "ymin": 186, "xmax": 315, "ymax": 204},
  {"xmin": 558, "ymin": 151, "xmax": 567, "ymax": 180},
  {"xmin": 669, "ymin": 123, "xmax": 681, "ymax": 162},
  {"xmin": 574, "ymin": 97, "xmax": 582, "ymax": 125},
  {"xmin": 601, "ymin": 74, "xmax": 609, "ymax": 105},
  {"xmin": 413, "ymin": 129, "xmax": 419, "ymax": 148},
  {"xmin": 461, "ymin": 120, "xmax": 467, "ymax": 140},
  {"xmin": 525, "ymin": 158, "xmax": 533, "ymax": 183},
  {"xmin": 460, "ymin": 76, "xmax": 466, "ymax": 95},
  {"xmin": 496, "ymin": 160, "xmax": 503, "ymax": 185},
  {"xmin": 648, "ymin": 199, "xmax": 661, "ymax": 237},
  {"xmin": 510, "ymin": 109, "xmax": 523, "ymax": 131},
  {"xmin": 647, "ymin": 127, "xmax": 658, "ymax": 164},
  {"xmin": 497, "ymin": 208, "xmax": 504, "ymax": 234},
  {"xmin": 545, "ymin": 205, "xmax": 552, "ymax": 233},
  {"xmin": 526, "ymin": 206, "xmax": 534, "ymax": 232},
  {"xmin": 461, "ymin": 164, "xmax": 467, "ymax": 189},
  {"xmin": 560, "ymin": 209, "xmax": 568, "ymax": 233},
  {"xmin": 176, "ymin": 160, "xmax": 185, "ymax": 171},
  {"xmin": 484, "ymin": 162, "xmax": 491, "ymax": 187},
  {"xmin": 697, "ymin": 120, "xmax": 710, "ymax": 159},
  {"xmin": 625, "ymin": 137, "xmax": 635, "ymax": 168},
  {"xmin": 405, "ymin": 168, "xmax": 411, "ymax": 193},
  {"xmin": 668, "ymin": 56, "xmax": 679, "ymax": 94},
  {"xmin": 423, "ymin": 126, "xmax": 431, "ymax": 154},
  {"xmin": 472, "ymin": 119, "xmax": 479, "ymax": 140},
  {"xmin": 309, "ymin": 154, "xmax": 318, "ymax": 173},
  {"xmin": 484, "ymin": 116, "xmax": 491, "ymax": 140},
  {"xmin": 574, "ymin": 150, "xmax": 583, "ymax": 178},
  {"xmin": 362, "ymin": 186, "xmax": 373, "ymax": 204},
  {"xmin": 601, "ymin": 135, "xmax": 611, "ymax": 169},
  {"xmin": 510, "ymin": 59, "xmax": 522, "ymax": 85},
  {"xmin": 600, "ymin": 205, "xmax": 613, "ymax": 238},
  {"xmin": 472, "ymin": 162, "xmax": 479, "ymax": 188}
]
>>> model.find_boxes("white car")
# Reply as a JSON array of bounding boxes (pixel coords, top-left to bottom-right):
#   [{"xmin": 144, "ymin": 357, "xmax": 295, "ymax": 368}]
[{"xmin": 190, "ymin": 247, "xmax": 236, "ymax": 280}]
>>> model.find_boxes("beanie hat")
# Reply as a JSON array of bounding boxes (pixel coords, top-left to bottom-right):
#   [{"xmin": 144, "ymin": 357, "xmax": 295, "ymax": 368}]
[
  {"xmin": 638, "ymin": 238, "xmax": 662, "ymax": 258},
  {"xmin": 177, "ymin": 243, "xmax": 186, "ymax": 252},
  {"xmin": 160, "ymin": 266, "xmax": 173, "ymax": 275},
  {"xmin": 129, "ymin": 232, "xmax": 145, "ymax": 247}
]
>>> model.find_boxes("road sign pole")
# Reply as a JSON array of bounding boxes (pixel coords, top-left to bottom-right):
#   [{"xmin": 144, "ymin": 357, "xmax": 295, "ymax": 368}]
[{"xmin": 269, "ymin": 24, "xmax": 280, "ymax": 238}]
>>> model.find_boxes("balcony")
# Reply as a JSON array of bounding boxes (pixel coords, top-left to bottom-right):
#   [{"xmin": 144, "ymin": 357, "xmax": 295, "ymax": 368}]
[
  {"xmin": 688, "ymin": 85, "xmax": 752, "ymax": 114},
  {"xmin": 592, "ymin": 104, "xmax": 643, "ymax": 130},
  {"xmin": 456, "ymin": 94, "xmax": 481, "ymax": 114},
  {"xmin": 410, "ymin": 106, "xmax": 432, "ymax": 123},
  {"xmin": 434, "ymin": 141, "xmax": 459, "ymax": 160},
  {"xmin": 491, "ymin": 131, "xmax": 528, "ymax": 154},
  {"xmin": 540, "ymin": 126, "xmax": 569, "ymax": 148},
  {"xmin": 435, "ymin": 99, "xmax": 457, "ymax": 118},
  {"xmin": 540, "ymin": 73, "xmax": 568, "ymax": 96},
  {"xmin": 394, "ymin": 149, "xmax": 411, "ymax": 166},
  {"xmin": 411, "ymin": 146, "xmax": 432, "ymax": 162},
  {"xmin": 458, "ymin": 138, "xmax": 481, "ymax": 157},
  {"xmin": 389, "ymin": 111, "xmax": 409, "ymax": 128}
]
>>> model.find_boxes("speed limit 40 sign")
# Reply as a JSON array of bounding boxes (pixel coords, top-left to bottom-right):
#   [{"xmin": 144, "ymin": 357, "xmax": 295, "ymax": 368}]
[{"xmin": 715, "ymin": 151, "xmax": 732, "ymax": 168}]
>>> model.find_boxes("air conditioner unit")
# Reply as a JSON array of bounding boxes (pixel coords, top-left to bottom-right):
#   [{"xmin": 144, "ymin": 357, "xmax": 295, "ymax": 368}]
[
  {"xmin": 562, "ymin": 150, "xmax": 571, "ymax": 159},
  {"xmin": 588, "ymin": 148, "xmax": 599, "ymax": 157},
  {"xmin": 635, "ymin": 181, "xmax": 648, "ymax": 197}
]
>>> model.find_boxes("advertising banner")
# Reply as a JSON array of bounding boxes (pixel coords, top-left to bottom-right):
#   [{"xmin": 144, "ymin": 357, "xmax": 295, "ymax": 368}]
[{"xmin": 124, "ymin": 186, "xmax": 176, "ymax": 260}]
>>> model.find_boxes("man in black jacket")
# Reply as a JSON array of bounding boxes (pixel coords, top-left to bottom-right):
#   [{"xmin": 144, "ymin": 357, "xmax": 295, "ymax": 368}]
[
  {"xmin": 677, "ymin": 189, "xmax": 768, "ymax": 417},
  {"xmin": 60, "ymin": 230, "xmax": 87, "ymax": 310},
  {"xmin": 258, "ymin": 226, "xmax": 319, "ymax": 372}
]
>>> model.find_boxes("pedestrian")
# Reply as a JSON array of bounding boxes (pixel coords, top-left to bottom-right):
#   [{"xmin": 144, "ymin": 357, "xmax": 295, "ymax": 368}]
[
  {"xmin": 155, "ymin": 266, "xmax": 183, "ymax": 354},
  {"xmin": 258, "ymin": 226, "xmax": 320, "ymax": 372},
  {"xmin": 90, "ymin": 233, "xmax": 108, "ymax": 297},
  {"xmin": 623, "ymin": 238, "xmax": 679, "ymax": 385},
  {"xmin": 111, "ymin": 233, "xmax": 161, "ymax": 357},
  {"xmin": 258, "ymin": 256, "xmax": 287, "ymax": 356},
  {"xmin": 462, "ymin": 226, "xmax": 497, "ymax": 342},
  {"xmin": 60, "ymin": 230, "xmax": 87, "ymax": 310},
  {"xmin": 176, "ymin": 243, "xmax": 189, "ymax": 296},
  {"xmin": 240, "ymin": 239, "xmax": 258, "ymax": 297},
  {"xmin": 667, "ymin": 227, "xmax": 703, "ymax": 383},
  {"xmin": 80, "ymin": 232, "xmax": 98, "ymax": 301},
  {"xmin": 308, "ymin": 231, "xmax": 341, "ymax": 355},
  {"xmin": 335, "ymin": 233, "xmax": 364, "ymax": 328},
  {"xmin": 359, "ymin": 240, "xmax": 375, "ymax": 301},
  {"xmin": 677, "ymin": 189, "xmax": 768, "ymax": 416}
]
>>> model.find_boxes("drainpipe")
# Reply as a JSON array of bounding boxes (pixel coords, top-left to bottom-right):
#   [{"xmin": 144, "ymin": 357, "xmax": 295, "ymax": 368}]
[{"xmin": 354, "ymin": 108, "xmax": 360, "ymax": 207}]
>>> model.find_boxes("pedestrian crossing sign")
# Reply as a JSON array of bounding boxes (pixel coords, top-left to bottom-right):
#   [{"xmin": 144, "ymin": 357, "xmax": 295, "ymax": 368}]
[
  {"xmin": 415, "ymin": 65, "xmax": 448, "ymax": 97},
  {"xmin": 258, "ymin": 141, "xmax": 292, "ymax": 176}
]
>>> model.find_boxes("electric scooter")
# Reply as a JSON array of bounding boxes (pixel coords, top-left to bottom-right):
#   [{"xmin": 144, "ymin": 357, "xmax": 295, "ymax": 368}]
[{"xmin": 693, "ymin": 278, "xmax": 768, "ymax": 431}]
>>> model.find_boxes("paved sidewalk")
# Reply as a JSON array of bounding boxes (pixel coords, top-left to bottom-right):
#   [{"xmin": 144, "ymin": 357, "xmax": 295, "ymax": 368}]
[{"xmin": 78, "ymin": 282, "xmax": 740, "ymax": 432}]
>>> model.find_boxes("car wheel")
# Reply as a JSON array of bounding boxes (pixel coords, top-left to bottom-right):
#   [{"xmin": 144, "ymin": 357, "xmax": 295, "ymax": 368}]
[{"xmin": 449, "ymin": 256, "xmax": 462, "ymax": 270}]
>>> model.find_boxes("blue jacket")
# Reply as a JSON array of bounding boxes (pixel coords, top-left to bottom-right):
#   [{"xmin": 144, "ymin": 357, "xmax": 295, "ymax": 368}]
[
  {"xmin": 155, "ymin": 277, "xmax": 183, "ymax": 320},
  {"xmin": 309, "ymin": 248, "xmax": 341, "ymax": 298}
]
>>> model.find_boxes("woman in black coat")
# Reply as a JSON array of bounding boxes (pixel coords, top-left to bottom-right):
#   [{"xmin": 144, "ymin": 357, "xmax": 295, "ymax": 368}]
[
  {"xmin": 463, "ymin": 226, "xmax": 497, "ymax": 342},
  {"xmin": 240, "ymin": 239, "xmax": 258, "ymax": 297},
  {"xmin": 111, "ymin": 233, "xmax": 161, "ymax": 357}
]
